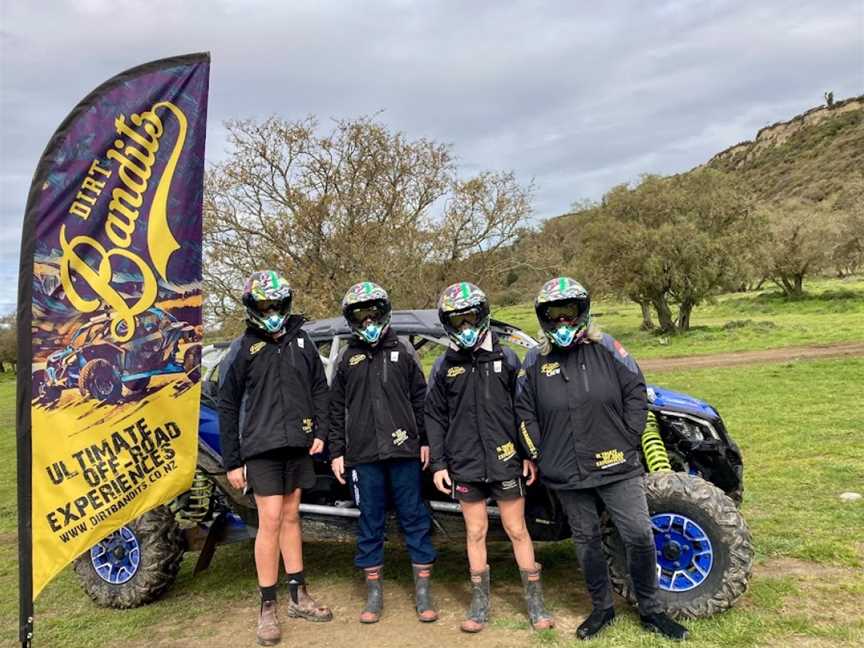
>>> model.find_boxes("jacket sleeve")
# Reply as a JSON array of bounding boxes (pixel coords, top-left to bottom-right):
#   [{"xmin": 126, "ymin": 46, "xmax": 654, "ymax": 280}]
[
  {"xmin": 514, "ymin": 349, "xmax": 541, "ymax": 460},
  {"xmin": 304, "ymin": 331, "xmax": 330, "ymax": 442},
  {"xmin": 217, "ymin": 338, "xmax": 247, "ymax": 471},
  {"xmin": 327, "ymin": 358, "xmax": 347, "ymax": 459},
  {"xmin": 601, "ymin": 334, "xmax": 648, "ymax": 440},
  {"xmin": 424, "ymin": 356, "xmax": 449, "ymax": 472},
  {"xmin": 404, "ymin": 342, "xmax": 429, "ymax": 445}
]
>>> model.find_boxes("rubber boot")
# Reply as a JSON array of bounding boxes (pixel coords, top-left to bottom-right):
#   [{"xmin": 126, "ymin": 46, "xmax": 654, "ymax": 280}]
[
  {"xmin": 519, "ymin": 563, "xmax": 555, "ymax": 630},
  {"xmin": 286, "ymin": 583, "xmax": 333, "ymax": 622},
  {"xmin": 460, "ymin": 566, "xmax": 490, "ymax": 633},
  {"xmin": 360, "ymin": 566, "xmax": 383, "ymax": 624},
  {"xmin": 640, "ymin": 612, "xmax": 689, "ymax": 641},
  {"xmin": 412, "ymin": 563, "xmax": 438, "ymax": 622},
  {"xmin": 256, "ymin": 600, "xmax": 281, "ymax": 646}
]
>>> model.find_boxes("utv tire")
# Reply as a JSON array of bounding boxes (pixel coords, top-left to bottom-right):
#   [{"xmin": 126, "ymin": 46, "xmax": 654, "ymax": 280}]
[
  {"xmin": 183, "ymin": 345, "xmax": 201, "ymax": 383},
  {"xmin": 79, "ymin": 358, "xmax": 123, "ymax": 403},
  {"xmin": 602, "ymin": 472, "xmax": 753, "ymax": 619},
  {"xmin": 32, "ymin": 370, "xmax": 61, "ymax": 406},
  {"xmin": 74, "ymin": 506, "xmax": 184, "ymax": 608}
]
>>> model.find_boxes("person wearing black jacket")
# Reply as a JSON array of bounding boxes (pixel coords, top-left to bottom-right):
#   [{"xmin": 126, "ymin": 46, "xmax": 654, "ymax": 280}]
[
  {"xmin": 515, "ymin": 277, "xmax": 688, "ymax": 642},
  {"xmin": 426, "ymin": 282, "xmax": 553, "ymax": 633},
  {"xmin": 218, "ymin": 271, "xmax": 332, "ymax": 646},
  {"xmin": 328, "ymin": 282, "xmax": 437, "ymax": 625}
]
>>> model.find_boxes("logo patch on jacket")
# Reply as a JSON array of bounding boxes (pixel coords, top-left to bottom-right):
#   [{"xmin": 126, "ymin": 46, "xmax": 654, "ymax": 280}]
[
  {"xmin": 541, "ymin": 362, "xmax": 560, "ymax": 377},
  {"xmin": 496, "ymin": 441, "xmax": 517, "ymax": 462},
  {"xmin": 302, "ymin": 418, "xmax": 314, "ymax": 434},
  {"xmin": 595, "ymin": 449, "xmax": 626, "ymax": 469},
  {"xmin": 349, "ymin": 353, "xmax": 366, "ymax": 366},
  {"xmin": 614, "ymin": 340, "xmax": 628, "ymax": 358},
  {"xmin": 447, "ymin": 366, "xmax": 466, "ymax": 378},
  {"xmin": 391, "ymin": 429, "xmax": 408, "ymax": 446},
  {"xmin": 390, "ymin": 351, "xmax": 399, "ymax": 362},
  {"xmin": 250, "ymin": 341, "xmax": 266, "ymax": 355}
]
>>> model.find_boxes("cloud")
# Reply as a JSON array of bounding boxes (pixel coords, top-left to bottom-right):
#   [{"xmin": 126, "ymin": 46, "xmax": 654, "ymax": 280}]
[{"xmin": 1, "ymin": 0, "xmax": 862, "ymax": 312}]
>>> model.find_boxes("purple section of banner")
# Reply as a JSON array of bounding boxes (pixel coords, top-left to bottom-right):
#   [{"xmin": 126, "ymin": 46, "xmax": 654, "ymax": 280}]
[{"xmin": 31, "ymin": 57, "xmax": 208, "ymax": 363}]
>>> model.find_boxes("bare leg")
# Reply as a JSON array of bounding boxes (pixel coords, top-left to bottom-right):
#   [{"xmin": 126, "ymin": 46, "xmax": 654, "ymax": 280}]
[
  {"xmin": 498, "ymin": 497, "xmax": 537, "ymax": 570},
  {"xmin": 254, "ymin": 494, "xmax": 284, "ymax": 586},
  {"xmin": 279, "ymin": 488, "xmax": 303, "ymax": 573},
  {"xmin": 460, "ymin": 500, "xmax": 489, "ymax": 573}
]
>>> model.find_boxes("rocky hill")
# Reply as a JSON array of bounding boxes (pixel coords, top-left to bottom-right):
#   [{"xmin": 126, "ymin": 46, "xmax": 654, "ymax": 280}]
[{"xmin": 702, "ymin": 95, "xmax": 864, "ymax": 204}]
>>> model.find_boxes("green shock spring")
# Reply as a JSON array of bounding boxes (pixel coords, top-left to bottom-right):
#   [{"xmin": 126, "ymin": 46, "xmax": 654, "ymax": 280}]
[{"xmin": 642, "ymin": 412, "xmax": 672, "ymax": 473}]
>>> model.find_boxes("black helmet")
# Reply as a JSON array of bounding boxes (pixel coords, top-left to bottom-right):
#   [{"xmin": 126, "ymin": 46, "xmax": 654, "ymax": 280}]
[
  {"xmin": 341, "ymin": 281, "xmax": 392, "ymax": 344},
  {"xmin": 534, "ymin": 277, "xmax": 591, "ymax": 348}
]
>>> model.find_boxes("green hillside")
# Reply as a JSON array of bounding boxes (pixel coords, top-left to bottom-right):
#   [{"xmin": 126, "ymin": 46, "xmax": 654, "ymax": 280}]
[{"xmin": 704, "ymin": 95, "xmax": 864, "ymax": 205}]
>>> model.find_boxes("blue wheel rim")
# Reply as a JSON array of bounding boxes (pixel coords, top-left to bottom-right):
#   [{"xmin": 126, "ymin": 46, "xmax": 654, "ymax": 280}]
[
  {"xmin": 90, "ymin": 526, "xmax": 140, "ymax": 584},
  {"xmin": 651, "ymin": 513, "xmax": 713, "ymax": 592}
]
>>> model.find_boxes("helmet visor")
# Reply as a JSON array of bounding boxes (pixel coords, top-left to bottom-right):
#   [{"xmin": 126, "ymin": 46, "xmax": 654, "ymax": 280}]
[
  {"xmin": 447, "ymin": 308, "xmax": 481, "ymax": 330},
  {"xmin": 539, "ymin": 299, "xmax": 587, "ymax": 324},
  {"xmin": 347, "ymin": 304, "xmax": 384, "ymax": 326}
]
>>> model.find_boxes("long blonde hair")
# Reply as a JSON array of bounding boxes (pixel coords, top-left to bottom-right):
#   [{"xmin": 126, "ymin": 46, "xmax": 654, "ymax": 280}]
[{"xmin": 538, "ymin": 320, "xmax": 603, "ymax": 355}]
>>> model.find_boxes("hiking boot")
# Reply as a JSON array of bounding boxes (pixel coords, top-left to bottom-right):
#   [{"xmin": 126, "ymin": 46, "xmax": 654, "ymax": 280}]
[
  {"xmin": 460, "ymin": 566, "xmax": 490, "ymax": 633},
  {"xmin": 412, "ymin": 563, "xmax": 438, "ymax": 622},
  {"xmin": 519, "ymin": 563, "xmax": 554, "ymax": 630},
  {"xmin": 286, "ymin": 583, "xmax": 333, "ymax": 622},
  {"xmin": 576, "ymin": 606, "xmax": 615, "ymax": 640},
  {"xmin": 640, "ymin": 612, "xmax": 689, "ymax": 641},
  {"xmin": 360, "ymin": 566, "xmax": 383, "ymax": 624},
  {"xmin": 256, "ymin": 600, "xmax": 281, "ymax": 646}
]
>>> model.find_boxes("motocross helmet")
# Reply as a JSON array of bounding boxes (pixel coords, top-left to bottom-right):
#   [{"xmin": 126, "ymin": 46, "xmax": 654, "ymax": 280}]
[
  {"xmin": 341, "ymin": 281, "xmax": 392, "ymax": 345},
  {"xmin": 438, "ymin": 281, "xmax": 490, "ymax": 350},
  {"xmin": 535, "ymin": 276, "xmax": 591, "ymax": 348},
  {"xmin": 242, "ymin": 270, "xmax": 293, "ymax": 334}
]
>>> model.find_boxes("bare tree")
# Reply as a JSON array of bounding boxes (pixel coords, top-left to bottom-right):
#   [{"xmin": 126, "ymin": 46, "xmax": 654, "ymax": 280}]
[{"xmin": 203, "ymin": 115, "xmax": 533, "ymax": 331}]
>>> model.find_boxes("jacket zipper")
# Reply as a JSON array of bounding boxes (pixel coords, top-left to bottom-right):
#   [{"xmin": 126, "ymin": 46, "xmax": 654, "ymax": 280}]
[{"xmin": 472, "ymin": 357, "xmax": 490, "ymax": 482}]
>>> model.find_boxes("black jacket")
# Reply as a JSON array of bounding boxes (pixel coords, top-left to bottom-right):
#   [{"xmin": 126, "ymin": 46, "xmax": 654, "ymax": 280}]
[
  {"xmin": 514, "ymin": 334, "xmax": 647, "ymax": 490},
  {"xmin": 218, "ymin": 316, "xmax": 329, "ymax": 470},
  {"xmin": 425, "ymin": 335, "xmax": 524, "ymax": 482},
  {"xmin": 328, "ymin": 329, "xmax": 428, "ymax": 466}
]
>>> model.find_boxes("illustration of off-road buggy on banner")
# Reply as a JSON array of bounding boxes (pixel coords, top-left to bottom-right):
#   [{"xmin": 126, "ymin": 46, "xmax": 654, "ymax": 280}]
[
  {"xmin": 73, "ymin": 311, "xmax": 753, "ymax": 620},
  {"xmin": 32, "ymin": 307, "xmax": 200, "ymax": 406}
]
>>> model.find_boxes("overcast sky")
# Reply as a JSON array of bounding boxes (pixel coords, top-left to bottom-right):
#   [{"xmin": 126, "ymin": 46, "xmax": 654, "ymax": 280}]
[{"xmin": 1, "ymin": 0, "xmax": 862, "ymax": 314}]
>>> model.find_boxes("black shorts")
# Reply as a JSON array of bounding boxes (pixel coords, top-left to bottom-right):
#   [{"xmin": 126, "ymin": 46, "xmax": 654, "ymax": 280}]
[
  {"xmin": 452, "ymin": 478, "xmax": 525, "ymax": 502},
  {"xmin": 245, "ymin": 447, "xmax": 316, "ymax": 496}
]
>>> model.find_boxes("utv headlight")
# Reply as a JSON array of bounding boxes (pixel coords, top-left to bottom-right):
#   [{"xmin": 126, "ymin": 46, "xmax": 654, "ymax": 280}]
[{"xmin": 660, "ymin": 411, "xmax": 719, "ymax": 442}]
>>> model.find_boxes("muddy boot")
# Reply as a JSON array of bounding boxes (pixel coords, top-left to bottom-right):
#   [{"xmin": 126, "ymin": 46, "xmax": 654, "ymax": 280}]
[
  {"xmin": 360, "ymin": 566, "xmax": 384, "ymax": 624},
  {"xmin": 257, "ymin": 600, "xmax": 281, "ymax": 646},
  {"xmin": 460, "ymin": 566, "xmax": 490, "ymax": 633},
  {"xmin": 520, "ymin": 563, "xmax": 555, "ymax": 630},
  {"xmin": 286, "ymin": 583, "xmax": 333, "ymax": 622},
  {"xmin": 412, "ymin": 563, "xmax": 438, "ymax": 622}
]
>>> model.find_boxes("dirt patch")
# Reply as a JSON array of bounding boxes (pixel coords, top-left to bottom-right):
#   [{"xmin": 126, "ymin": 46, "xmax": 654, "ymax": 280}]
[
  {"xmin": 755, "ymin": 558, "xmax": 864, "ymax": 629},
  {"xmin": 641, "ymin": 342, "xmax": 864, "ymax": 373},
  {"xmin": 127, "ymin": 577, "xmax": 582, "ymax": 648}
]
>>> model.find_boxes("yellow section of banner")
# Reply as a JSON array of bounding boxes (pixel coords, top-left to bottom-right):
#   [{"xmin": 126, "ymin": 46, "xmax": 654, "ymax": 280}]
[{"xmin": 31, "ymin": 378, "xmax": 199, "ymax": 597}]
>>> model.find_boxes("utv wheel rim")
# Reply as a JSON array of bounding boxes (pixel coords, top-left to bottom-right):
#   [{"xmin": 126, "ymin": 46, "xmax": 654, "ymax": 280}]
[
  {"xmin": 651, "ymin": 513, "xmax": 713, "ymax": 592},
  {"xmin": 90, "ymin": 526, "xmax": 140, "ymax": 584}
]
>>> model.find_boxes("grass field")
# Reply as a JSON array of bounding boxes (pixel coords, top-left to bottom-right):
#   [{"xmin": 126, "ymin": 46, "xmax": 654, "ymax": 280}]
[
  {"xmin": 493, "ymin": 276, "xmax": 864, "ymax": 360},
  {"xmin": 2, "ymin": 360, "xmax": 863, "ymax": 646},
  {"xmin": 1, "ymin": 277, "xmax": 863, "ymax": 647}
]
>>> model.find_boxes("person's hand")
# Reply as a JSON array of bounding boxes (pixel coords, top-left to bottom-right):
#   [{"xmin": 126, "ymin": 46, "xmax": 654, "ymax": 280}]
[
  {"xmin": 433, "ymin": 469, "xmax": 451, "ymax": 495},
  {"xmin": 331, "ymin": 456, "xmax": 346, "ymax": 484},
  {"xmin": 420, "ymin": 445, "xmax": 430, "ymax": 470},
  {"xmin": 227, "ymin": 467, "xmax": 246, "ymax": 491},
  {"xmin": 309, "ymin": 438, "xmax": 325, "ymax": 455},
  {"xmin": 523, "ymin": 459, "xmax": 537, "ymax": 486}
]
